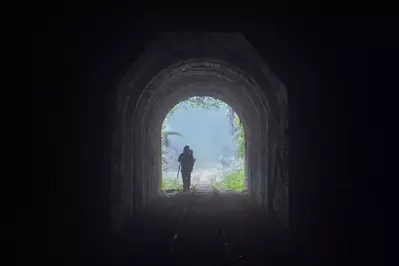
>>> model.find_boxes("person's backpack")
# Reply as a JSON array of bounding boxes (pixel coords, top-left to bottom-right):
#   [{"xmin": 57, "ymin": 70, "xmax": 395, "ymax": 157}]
[
  {"xmin": 188, "ymin": 150, "xmax": 196, "ymax": 170},
  {"xmin": 179, "ymin": 152, "xmax": 194, "ymax": 169}
]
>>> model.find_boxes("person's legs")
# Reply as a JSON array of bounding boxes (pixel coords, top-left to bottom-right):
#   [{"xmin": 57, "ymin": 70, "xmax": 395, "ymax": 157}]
[
  {"xmin": 181, "ymin": 171, "xmax": 189, "ymax": 191},
  {"xmin": 187, "ymin": 172, "xmax": 191, "ymax": 189}
]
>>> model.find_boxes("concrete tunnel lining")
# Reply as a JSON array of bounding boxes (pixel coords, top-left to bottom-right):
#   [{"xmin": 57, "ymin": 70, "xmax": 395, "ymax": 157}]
[{"xmin": 112, "ymin": 33, "xmax": 289, "ymax": 233}]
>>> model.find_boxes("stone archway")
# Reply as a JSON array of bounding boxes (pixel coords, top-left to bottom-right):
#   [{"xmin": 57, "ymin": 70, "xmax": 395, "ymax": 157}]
[{"xmin": 111, "ymin": 33, "xmax": 289, "ymax": 233}]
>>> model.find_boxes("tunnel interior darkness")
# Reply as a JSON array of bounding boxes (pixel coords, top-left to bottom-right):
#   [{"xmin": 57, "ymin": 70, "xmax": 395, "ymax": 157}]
[
  {"xmin": 111, "ymin": 33, "xmax": 289, "ymax": 233},
  {"xmin": 30, "ymin": 14, "xmax": 378, "ymax": 265}
]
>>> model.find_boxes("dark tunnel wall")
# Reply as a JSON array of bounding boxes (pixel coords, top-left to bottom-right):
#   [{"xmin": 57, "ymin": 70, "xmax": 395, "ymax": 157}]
[{"xmin": 31, "ymin": 12, "xmax": 377, "ymax": 265}]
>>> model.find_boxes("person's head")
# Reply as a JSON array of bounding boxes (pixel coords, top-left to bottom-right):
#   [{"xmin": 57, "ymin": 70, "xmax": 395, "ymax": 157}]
[{"xmin": 183, "ymin": 145, "xmax": 190, "ymax": 153}]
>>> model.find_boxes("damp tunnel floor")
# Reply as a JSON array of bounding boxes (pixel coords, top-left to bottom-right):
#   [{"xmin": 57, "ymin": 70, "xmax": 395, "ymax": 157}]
[{"xmin": 112, "ymin": 183, "xmax": 293, "ymax": 266}]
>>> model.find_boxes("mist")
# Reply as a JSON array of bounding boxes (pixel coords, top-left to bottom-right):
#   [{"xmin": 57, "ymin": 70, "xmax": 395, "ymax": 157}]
[
  {"xmin": 161, "ymin": 98, "xmax": 245, "ymax": 190},
  {"xmin": 163, "ymin": 102, "xmax": 236, "ymax": 170}
]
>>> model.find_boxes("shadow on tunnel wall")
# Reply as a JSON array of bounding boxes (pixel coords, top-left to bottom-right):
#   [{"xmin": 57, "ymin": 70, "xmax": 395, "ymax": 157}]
[{"xmin": 31, "ymin": 9, "xmax": 382, "ymax": 266}]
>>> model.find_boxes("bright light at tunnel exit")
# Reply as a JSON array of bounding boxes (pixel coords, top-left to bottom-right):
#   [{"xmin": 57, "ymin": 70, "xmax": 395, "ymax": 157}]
[{"xmin": 161, "ymin": 96, "xmax": 246, "ymax": 193}]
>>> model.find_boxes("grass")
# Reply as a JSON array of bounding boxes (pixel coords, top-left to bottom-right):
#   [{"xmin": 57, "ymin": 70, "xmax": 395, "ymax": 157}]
[
  {"xmin": 161, "ymin": 177, "xmax": 183, "ymax": 191},
  {"xmin": 211, "ymin": 170, "xmax": 245, "ymax": 192},
  {"xmin": 162, "ymin": 170, "xmax": 245, "ymax": 192}
]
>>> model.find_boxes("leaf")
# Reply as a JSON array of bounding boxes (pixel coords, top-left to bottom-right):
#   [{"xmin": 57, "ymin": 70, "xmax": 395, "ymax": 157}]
[{"xmin": 164, "ymin": 131, "xmax": 183, "ymax": 137}]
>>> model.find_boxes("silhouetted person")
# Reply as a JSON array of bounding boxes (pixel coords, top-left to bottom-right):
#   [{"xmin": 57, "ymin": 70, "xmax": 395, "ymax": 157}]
[{"xmin": 178, "ymin": 145, "xmax": 195, "ymax": 191}]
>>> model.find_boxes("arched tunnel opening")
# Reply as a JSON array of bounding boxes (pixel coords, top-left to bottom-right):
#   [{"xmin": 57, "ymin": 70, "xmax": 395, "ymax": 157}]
[
  {"xmin": 160, "ymin": 96, "xmax": 246, "ymax": 193},
  {"xmin": 31, "ymin": 14, "xmax": 376, "ymax": 266}
]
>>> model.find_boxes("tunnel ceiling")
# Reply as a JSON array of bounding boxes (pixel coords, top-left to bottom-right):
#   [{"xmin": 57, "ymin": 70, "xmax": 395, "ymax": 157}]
[
  {"xmin": 119, "ymin": 33, "xmax": 288, "ymax": 133},
  {"xmin": 112, "ymin": 33, "xmax": 289, "ymax": 231}
]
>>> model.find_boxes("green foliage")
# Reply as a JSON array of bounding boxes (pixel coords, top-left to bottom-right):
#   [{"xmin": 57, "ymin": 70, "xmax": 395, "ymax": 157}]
[
  {"xmin": 161, "ymin": 177, "xmax": 183, "ymax": 191},
  {"xmin": 234, "ymin": 117, "xmax": 245, "ymax": 159},
  {"xmin": 161, "ymin": 130, "xmax": 183, "ymax": 148},
  {"xmin": 211, "ymin": 170, "xmax": 245, "ymax": 192},
  {"xmin": 184, "ymin": 96, "xmax": 226, "ymax": 110},
  {"xmin": 167, "ymin": 105, "xmax": 178, "ymax": 117},
  {"xmin": 166, "ymin": 97, "xmax": 227, "ymax": 117},
  {"xmin": 161, "ymin": 122, "xmax": 183, "ymax": 171}
]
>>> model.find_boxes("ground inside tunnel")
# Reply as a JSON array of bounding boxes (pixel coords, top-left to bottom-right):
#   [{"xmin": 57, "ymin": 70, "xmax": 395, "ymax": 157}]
[{"xmin": 111, "ymin": 184, "xmax": 293, "ymax": 266}]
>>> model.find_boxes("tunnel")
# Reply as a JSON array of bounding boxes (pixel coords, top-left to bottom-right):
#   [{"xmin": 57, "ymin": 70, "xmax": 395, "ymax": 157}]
[
  {"xmin": 30, "ymin": 13, "xmax": 378, "ymax": 266},
  {"xmin": 111, "ymin": 33, "xmax": 289, "ymax": 234}
]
